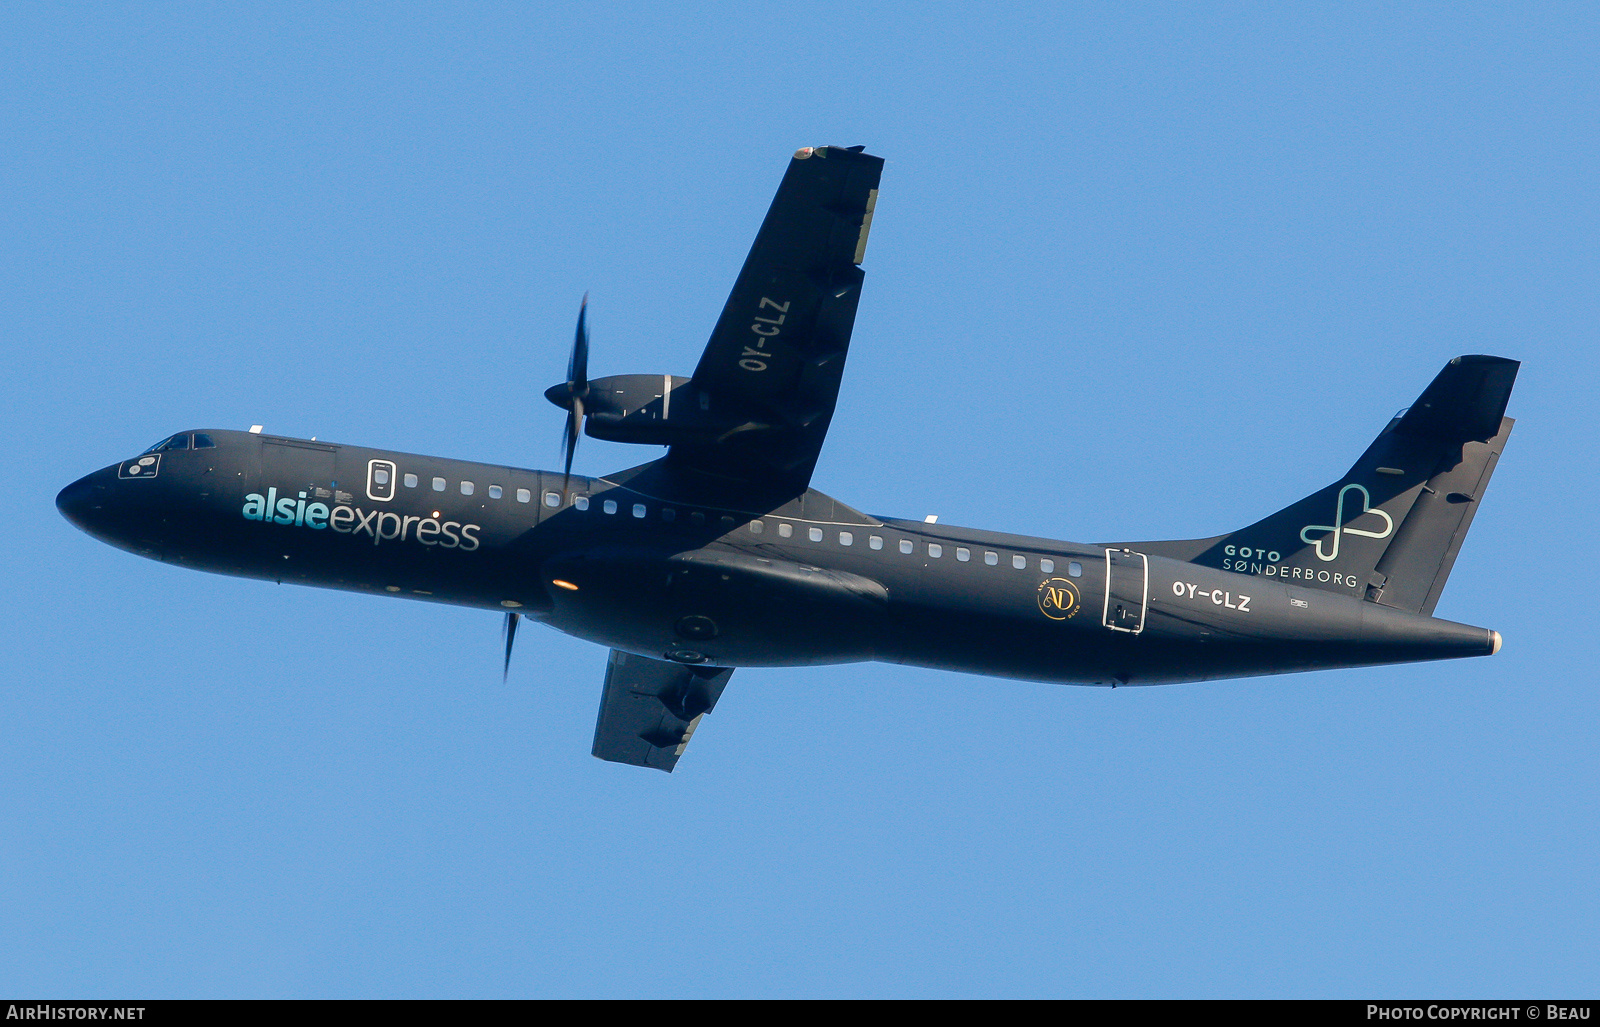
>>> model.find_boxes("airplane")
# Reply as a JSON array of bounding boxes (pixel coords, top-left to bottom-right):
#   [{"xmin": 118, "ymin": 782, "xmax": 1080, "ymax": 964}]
[{"xmin": 57, "ymin": 145, "xmax": 1519, "ymax": 772}]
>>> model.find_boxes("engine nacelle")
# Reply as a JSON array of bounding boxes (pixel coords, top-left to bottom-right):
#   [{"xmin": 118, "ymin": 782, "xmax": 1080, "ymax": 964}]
[{"xmin": 546, "ymin": 374, "xmax": 761, "ymax": 448}]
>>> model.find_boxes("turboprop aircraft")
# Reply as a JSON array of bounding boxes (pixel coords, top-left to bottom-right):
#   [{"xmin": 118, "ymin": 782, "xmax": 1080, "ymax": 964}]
[{"xmin": 57, "ymin": 145, "xmax": 1519, "ymax": 771}]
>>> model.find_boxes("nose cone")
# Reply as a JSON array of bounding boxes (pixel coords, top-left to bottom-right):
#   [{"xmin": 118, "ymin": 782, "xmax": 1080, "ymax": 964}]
[
  {"xmin": 56, "ymin": 472, "xmax": 106, "ymax": 533},
  {"xmin": 58, "ymin": 464, "xmax": 168, "ymax": 560},
  {"xmin": 57, "ymin": 466, "xmax": 140, "ymax": 549}
]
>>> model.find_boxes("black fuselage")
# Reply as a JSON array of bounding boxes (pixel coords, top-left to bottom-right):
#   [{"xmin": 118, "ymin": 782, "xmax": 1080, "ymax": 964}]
[{"xmin": 57, "ymin": 429, "xmax": 1497, "ymax": 686}]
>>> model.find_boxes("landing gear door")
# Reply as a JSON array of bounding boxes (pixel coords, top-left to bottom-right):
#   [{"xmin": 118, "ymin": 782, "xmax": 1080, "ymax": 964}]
[{"xmin": 1103, "ymin": 548, "xmax": 1148, "ymax": 634}]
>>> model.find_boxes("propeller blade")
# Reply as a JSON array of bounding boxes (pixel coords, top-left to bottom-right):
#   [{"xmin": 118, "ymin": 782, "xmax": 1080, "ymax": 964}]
[
  {"xmin": 560, "ymin": 294, "xmax": 591, "ymax": 485},
  {"xmin": 568, "ymin": 293, "xmax": 589, "ymax": 391},
  {"xmin": 563, "ymin": 396, "xmax": 583, "ymax": 483},
  {"xmin": 502, "ymin": 611, "xmax": 520, "ymax": 682}
]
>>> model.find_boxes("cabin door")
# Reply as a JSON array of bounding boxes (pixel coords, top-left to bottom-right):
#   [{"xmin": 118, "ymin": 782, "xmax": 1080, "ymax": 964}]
[{"xmin": 1102, "ymin": 548, "xmax": 1148, "ymax": 634}]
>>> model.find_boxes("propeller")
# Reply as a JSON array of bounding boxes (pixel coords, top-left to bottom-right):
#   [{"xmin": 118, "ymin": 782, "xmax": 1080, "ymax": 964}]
[
  {"xmin": 502, "ymin": 610, "xmax": 520, "ymax": 682},
  {"xmin": 558, "ymin": 294, "xmax": 591, "ymax": 483},
  {"xmin": 506, "ymin": 295, "xmax": 590, "ymax": 680}
]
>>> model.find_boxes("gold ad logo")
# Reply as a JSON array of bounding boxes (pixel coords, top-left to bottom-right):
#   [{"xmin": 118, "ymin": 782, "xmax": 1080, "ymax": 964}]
[{"xmin": 1037, "ymin": 577, "xmax": 1081, "ymax": 621}]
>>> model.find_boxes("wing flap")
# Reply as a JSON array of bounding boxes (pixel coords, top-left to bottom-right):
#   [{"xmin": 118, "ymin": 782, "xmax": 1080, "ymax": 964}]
[{"xmin": 591, "ymin": 649, "xmax": 733, "ymax": 772}]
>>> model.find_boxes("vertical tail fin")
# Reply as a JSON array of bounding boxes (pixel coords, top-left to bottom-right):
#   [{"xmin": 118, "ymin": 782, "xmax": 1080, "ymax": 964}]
[{"xmin": 1135, "ymin": 356, "xmax": 1518, "ymax": 613}]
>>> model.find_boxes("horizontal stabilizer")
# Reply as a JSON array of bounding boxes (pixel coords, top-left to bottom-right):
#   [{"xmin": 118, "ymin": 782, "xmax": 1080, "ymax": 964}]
[{"xmin": 1393, "ymin": 355, "xmax": 1519, "ymax": 443}]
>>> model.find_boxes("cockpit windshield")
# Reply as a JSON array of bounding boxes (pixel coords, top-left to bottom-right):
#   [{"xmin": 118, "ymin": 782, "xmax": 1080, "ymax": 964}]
[{"xmin": 141, "ymin": 433, "xmax": 216, "ymax": 454}]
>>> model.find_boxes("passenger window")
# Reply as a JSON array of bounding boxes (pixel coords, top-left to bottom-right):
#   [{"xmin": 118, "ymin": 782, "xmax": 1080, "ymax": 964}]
[
  {"xmin": 1068, "ymin": 561, "xmax": 1083, "ymax": 578},
  {"xmin": 602, "ymin": 499, "xmax": 618, "ymax": 515},
  {"xmin": 544, "ymin": 492, "xmax": 561, "ymax": 508},
  {"xmin": 432, "ymin": 477, "xmax": 446, "ymax": 492},
  {"xmin": 956, "ymin": 547, "xmax": 970, "ymax": 562},
  {"xmin": 984, "ymin": 552, "xmax": 999, "ymax": 566},
  {"xmin": 460, "ymin": 481, "xmax": 474, "ymax": 496},
  {"xmin": 928, "ymin": 544, "xmax": 942, "ymax": 558},
  {"xmin": 1040, "ymin": 559, "xmax": 1054, "ymax": 574},
  {"xmin": 404, "ymin": 473, "xmax": 418, "ymax": 488},
  {"xmin": 808, "ymin": 527, "xmax": 823, "ymax": 542},
  {"xmin": 489, "ymin": 485, "xmax": 503, "ymax": 499},
  {"xmin": 839, "ymin": 531, "xmax": 853, "ymax": 546},
  {"xmin": 869, "ymin": 535, "xmax": 883, "ymax": 550},
  {"xmin": 192, "ymin": 433, "xmax": 216, "ymax": 449},
  {"xmin": 750, "ymin": 520, "xmax": 763, "ymax": 534},
  {"xmin": 722, "ymin": 516, "xmax": 736, "ymax": 530},
  {"xmin": 778, "ymin": 523, "xmax": 793, "ymax": 538},
  {"xmin": 899, "ymin": 539, "xmax": 914, "ymax": 554},
  {"xmin": 373, "ymin": 467, "xmax": 389, "ymax": 486},
  {"xmin": 574, "ymin": 495, "xmax": 589, "ymax": 511},
  {"xmin": 661, "ymin": 508, "xmax": 676, "ymax": 522},
  {"xmin": 633, "ymin": 504, "xmax": 647, "ymax": 519},
  {"xmin": 690, "ymin": 511, "xmax": 705, "ymax": 526},
  {"xmin": 517, "ymin": 488, "xmax": 531, "ymax": 503},
  {"xmin": 1013, "ymin": 555, "xmax": 1027, "ymax": 570}
]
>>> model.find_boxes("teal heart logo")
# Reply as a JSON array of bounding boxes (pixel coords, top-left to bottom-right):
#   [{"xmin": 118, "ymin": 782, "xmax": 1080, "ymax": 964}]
[{"xmin": 1300, "ymin": 483, "xmax": 1394, "ymax": 562}]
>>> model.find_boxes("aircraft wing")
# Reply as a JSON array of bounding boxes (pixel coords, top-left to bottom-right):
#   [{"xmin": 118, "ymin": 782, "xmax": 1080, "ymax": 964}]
[
  {"xmin": 591, "ymin": 649, "xmax": 734, "ymax": 772},
  {"xmin": 670, "ymin": 145, "xmax": 883, "ymax": 494}
]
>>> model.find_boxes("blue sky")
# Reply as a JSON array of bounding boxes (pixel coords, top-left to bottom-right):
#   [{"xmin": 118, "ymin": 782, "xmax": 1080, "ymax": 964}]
[{"xmin": 4, "ymin": 3, "xmax": 1596, "ymax": 997}]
